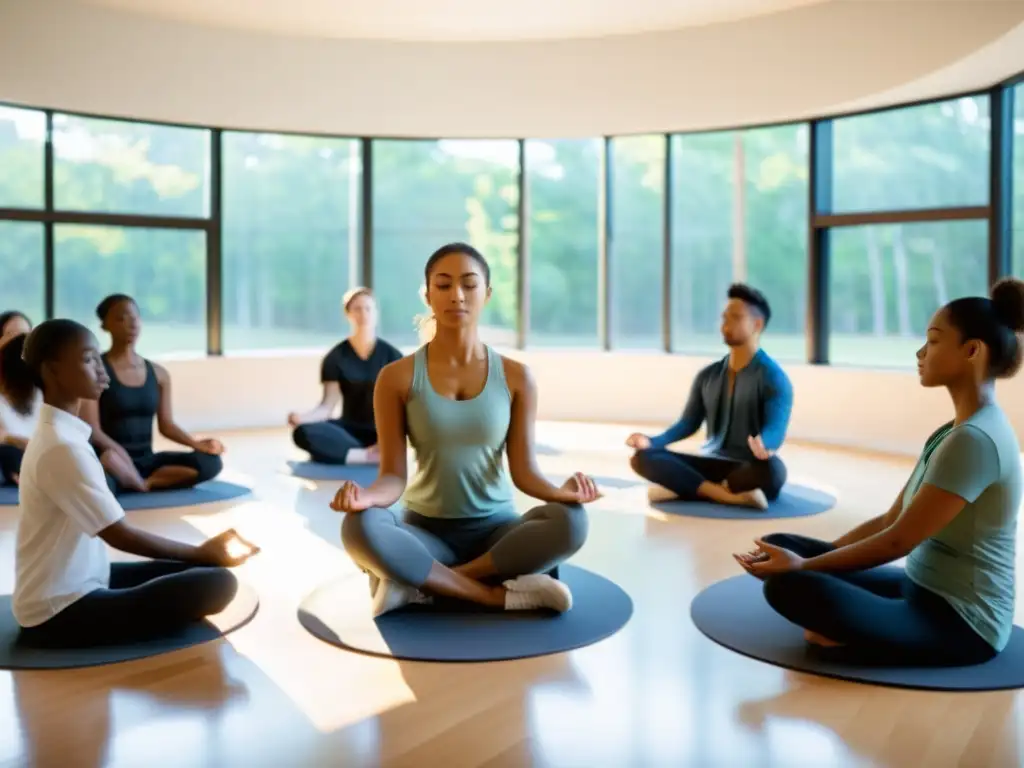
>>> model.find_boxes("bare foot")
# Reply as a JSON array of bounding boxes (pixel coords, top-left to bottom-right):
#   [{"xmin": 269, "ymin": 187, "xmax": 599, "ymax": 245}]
[
  {"xmin": 804, "ymin": 629, "xmax": 844, "ymax": 648},
  {"xmin": 737, "ymin": 489, "xmax": 768, "ymax": 510},
  {"xmin": 10, "ymin": 472, "xmax": 18, "ymax": 486}
]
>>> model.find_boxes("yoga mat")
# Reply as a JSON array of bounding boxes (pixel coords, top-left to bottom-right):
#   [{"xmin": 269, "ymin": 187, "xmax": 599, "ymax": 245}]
[
  {"xmin": 0, "ymin": 482, "xmax": 251, "ymax": 510},
  {"xmin": 653, "ymin": 483, "xmax": 835, "ymax": 520},
  {"xmin": 0, "ymin": 586, "xmax": 259, "ymax": 670},
  {"xmin": 118, "ymin": 481, "xmax": 252, "ymax": 511},
  {"xmin": 298, "ymin": 565, "xmax": 633, "ymax": 662},
  {"xmin": 691, "ymin": 575, "xmax": 1024, "ymax": 691},
  {"xmin": 287, "ymin": 461, "xmax": 379, "ymax": 483}
]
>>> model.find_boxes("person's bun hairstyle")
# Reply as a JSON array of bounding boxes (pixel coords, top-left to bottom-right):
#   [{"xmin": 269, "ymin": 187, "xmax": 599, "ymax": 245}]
[{"xmin": 990, "ymin": 277, "xmax": 1024, "ymax": 333}]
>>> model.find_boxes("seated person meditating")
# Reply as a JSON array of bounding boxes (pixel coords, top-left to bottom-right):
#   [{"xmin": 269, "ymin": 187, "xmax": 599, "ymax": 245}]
[
  {"xmin": 335, "ymin": 243, "xmax": 598, "ymax": 617},
  {"xmin": 0, "ymin": 334, "xmax": 42, "ymax": 486},
  {"xmin": 11, "ymin": 319, "xmax": 257, "ymax": 648},
  {"xmin": 736, "ymin": 279, "xmax": 1024, "ymax": 667},
  {"xmin": 288, "ymin": 287, "xmax": 402, "ymax": 465},
  {"xmin": 627, "ymin": 283, "xmax": 793, "ymax": 510},
  {"xmin": 80, "ymin": 294, "xmax": 225, "ymax": 494}
]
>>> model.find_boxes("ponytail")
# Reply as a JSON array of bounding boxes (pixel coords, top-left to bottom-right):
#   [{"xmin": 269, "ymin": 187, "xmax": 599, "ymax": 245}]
[
  {"xmin": 0, "ymin": 334, "xmax": 37, "ymax": 415},
  {"xmin": 414, "ymin": 285, "xmax": 436, "ymax": 344}
]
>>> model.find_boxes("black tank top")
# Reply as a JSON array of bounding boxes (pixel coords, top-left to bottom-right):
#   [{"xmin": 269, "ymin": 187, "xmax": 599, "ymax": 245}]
[{"xmin": 99, "ymin": 355, "xmax": 159, "ymax": 459}]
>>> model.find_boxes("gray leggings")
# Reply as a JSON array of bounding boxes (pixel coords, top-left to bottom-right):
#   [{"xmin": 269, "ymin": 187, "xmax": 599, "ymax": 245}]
[{"xmin": 341, "ymin": 503, "xmax": 589, "ymax": 588}]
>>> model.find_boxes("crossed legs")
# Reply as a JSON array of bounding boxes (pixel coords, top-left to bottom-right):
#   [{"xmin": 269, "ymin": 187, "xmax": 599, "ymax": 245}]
[
  {"xmin": 18, "ymin": 561, "xmax": 238, "ymax": 648},
  {"xmin": 759, "ymin": 533, "xmax": 997, "ymax": 666},
  {"xmin": 631, "ymin": 448, "xmax": 787, "ymax": 508},
  {"xmin": 341, "ymin": 503, "xmax": 589, "ymax": 613}
]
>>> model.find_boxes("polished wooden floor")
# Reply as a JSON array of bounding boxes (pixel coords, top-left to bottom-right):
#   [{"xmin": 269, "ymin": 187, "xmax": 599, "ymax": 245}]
[{"xmin": 1, "ymin": 422, "xmax": 1022, "ymax": 768}]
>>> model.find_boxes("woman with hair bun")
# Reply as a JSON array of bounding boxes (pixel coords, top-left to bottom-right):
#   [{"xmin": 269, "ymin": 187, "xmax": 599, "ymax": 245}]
[
  {"xmin": 81, "ymin": 294, "xmax": 224, "ymax": 494},
  {"xmin": 288, "ymin": 287, "xmax": 403, "ymax": 465},
  {"xmin": 737, "ymin": 278, "xmax": 1024, "ymax": 667}
]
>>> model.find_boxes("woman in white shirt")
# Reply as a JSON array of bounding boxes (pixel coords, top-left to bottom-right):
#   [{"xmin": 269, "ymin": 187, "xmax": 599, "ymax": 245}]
[
  {"xmin": 11, "ymin": 318, "xmax": 260, "ymax": 648},
  {"xmin": 0, "ymin": 334, "xmax": 41, "ymax": 485}
]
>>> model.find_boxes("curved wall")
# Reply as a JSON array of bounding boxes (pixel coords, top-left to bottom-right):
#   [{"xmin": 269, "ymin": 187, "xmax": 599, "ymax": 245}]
[{"xmin": 0, "ymin": 0, "xmax": 1022, "ymax": 137}]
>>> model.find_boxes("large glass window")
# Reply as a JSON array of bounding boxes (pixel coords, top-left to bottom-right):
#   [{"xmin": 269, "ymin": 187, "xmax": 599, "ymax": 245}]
[
  {"xmin": 831, "ymin": 96, "xmax": 990, "ymax": 214},
  {"xmin": 0, "ymin": 106, "xmax": 45, "ymax": 209},
  {"xmin": 0, "ymin": 221, "xmax": 45, "ymax": 325},
  {"xmin": 828, "ymin": 220, "xmax": 988, "ymax": 368},
  {"xmin": 527, "ymin": 139, "xmax": 602, "ymax": 348},
  {"xmin": 609, "ymin": 135, "xmax": 664, "ymax": 349},
  {"xmin": 53, "ymin": 114, "xmax": 210, "ymax": 218},
  {"xmin": 1014, "ymin": 84, "xmax": 1023, "ymax": 278},
  {"xmin": 671, "ymin": 125, "xmax": 808, "ymax": 359},
  {"xmin": 372, "ymin": 139, "xmax": 519, "ymax": 346},
  {"xmin": 223, "ymin": 133, "xmax": 361, "ymax": 352},
  {"xmin": 54, "ymin": 225, "xmax": 207, "ymax": 357}
]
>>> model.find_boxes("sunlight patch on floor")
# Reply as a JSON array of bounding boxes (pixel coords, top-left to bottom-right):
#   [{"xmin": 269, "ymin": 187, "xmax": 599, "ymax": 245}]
[{"xmin": 183, "ymin": 501, "xmax": 419, "ymax": 734}]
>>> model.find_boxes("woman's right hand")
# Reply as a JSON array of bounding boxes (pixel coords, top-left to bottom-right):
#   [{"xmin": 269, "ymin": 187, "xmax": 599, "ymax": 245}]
[
  {"xmin": 100, "ymin": 448, "xmax": 148, "ymax": 493},
  {"xmin": 287, "ymin": 412, "xmax": 302, "ymax": 427},
  {"xmin": 196, "ymin": 529, "xmax": 260, "ymax": 567},
  {"xmin": 625, "ymin": 433, "xmax": 651, "ymax": 450},
  {"xmin": 330, "ymin": 480, "xmax": 375, "ymax": 513}
]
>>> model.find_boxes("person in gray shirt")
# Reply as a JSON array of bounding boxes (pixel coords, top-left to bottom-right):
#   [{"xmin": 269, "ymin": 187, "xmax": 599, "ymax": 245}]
[{"xmin": 627, "ymin": 284, "xmax": 793, "ymax": 510}]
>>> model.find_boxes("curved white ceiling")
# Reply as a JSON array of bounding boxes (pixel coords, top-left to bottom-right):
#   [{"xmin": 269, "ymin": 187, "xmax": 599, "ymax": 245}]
[
  {"xmin": 2, "ymin": 1, "xmax": 1023, "ymax": 138},
  {"xmin": 74, "ymin": 0, "xmax": 827, "ymax": 41}
]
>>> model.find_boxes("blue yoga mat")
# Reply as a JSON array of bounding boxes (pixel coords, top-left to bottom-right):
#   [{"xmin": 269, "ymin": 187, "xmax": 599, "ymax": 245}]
[
  {"xmin": 0, "ymin": 586, "xmax": 259, "ymax": 670},
  {"xmin": 653, "ymin": 483, "xmax": 836, "ymax": 520},
  {"xmin": 287, "ymin": 461, "xmax": 380, "ymax": 483},
  {"xmin": 0, "ymin": 481, "xmax": 251, "ymax": 510},
  {"xmin": 118, "ymin": 481, "xmax": 252, "ymax": 511},
  {"xmin": 691, "ymin": 575, "xmax": 1024, "ymax": 691},
  {"xmin": 298, "ymin": 564, "xmax": 633, "ymax": 662}
]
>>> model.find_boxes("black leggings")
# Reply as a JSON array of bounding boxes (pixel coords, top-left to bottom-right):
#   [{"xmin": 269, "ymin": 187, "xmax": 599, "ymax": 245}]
[
  {"xmin": 18, "ymin": 560, "xmax": 238, "ymax": 648},
  {"xmin": 761, "ymin": 533, "xmax": 997, "ymax": 666},
  {"xmin": 631, "ymin": 448, "xmax": 787, "ymax": 501},
  {"xmin": 0, "ymin": 443, "xmax": 23, "ymax": 485},
  {"xmin": 106, "ymin": 450, "xmax": 223, "ymax": 495},
  {"xmin": 292, "ymin": 419, "xmax": 376, "ymax": 464}
]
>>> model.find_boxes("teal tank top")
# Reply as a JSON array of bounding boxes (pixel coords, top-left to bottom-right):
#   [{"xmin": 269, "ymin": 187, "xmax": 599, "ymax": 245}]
[{"xmin": 401, "ymin": 344, "xmax": 515, "ymax": 519}]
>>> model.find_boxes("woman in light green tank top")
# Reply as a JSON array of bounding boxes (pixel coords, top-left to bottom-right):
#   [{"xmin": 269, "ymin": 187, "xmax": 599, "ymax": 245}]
[
  {"xmin": 735, "ymin": 278, "xmax": 1024, "ymax": 667},
  {"xmin": 333, "ymin": 243, "xmax": 600, "ymax": 617}
]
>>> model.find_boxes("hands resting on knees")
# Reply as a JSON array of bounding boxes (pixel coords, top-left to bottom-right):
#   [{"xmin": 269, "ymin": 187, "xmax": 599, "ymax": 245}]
[
  {"xmin": 329, "ymin": 470, "xmax": 604, "ymax": 514},
  {"xmin": 733, "ymin": 539, "xmax": 805, "ymax": 578},
  {"xmin": 626, "ymin": 432, "xmax": 773, "ymax": 460}
]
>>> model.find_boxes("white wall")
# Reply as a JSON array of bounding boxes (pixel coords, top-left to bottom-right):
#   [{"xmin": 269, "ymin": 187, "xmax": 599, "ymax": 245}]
[
  {"xmin": 162, "ymin": 348, "xmax": 1024, "ymax": 458},
  {"xmin": 1, "ymin": 1, "xmax": 1022, "ymax": 137}
]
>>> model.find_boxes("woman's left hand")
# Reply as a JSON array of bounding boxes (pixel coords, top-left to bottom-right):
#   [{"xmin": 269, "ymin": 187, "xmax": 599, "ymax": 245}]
[
  {"xmin": 734, "ymin": 539, "xmax": 805, "ymax": 578},
  {"xmin": 560, "ymin": 472, "xmax": 602, "ymax": 503},
  {"xmin": 747, "ymin": 435, "xmax": 774, "ymax": 461},
  {"xmin": 196, "ymin": 438, "xmax": 225, "ymax": 455}
]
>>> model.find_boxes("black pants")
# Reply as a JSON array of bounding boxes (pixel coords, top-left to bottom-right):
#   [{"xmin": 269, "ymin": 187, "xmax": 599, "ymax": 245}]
[
  {"xmin": 631, "ymin": 448, "xmax": 787, "ymax": 501},
  {"xmin": 0, "ymin": 443, "xmax": 23, "ymax": 485},
  {"xmin": 761, "ymin": 533, "xmax": 997, "ymax": 666},
  {"xmin": 106, "ymin": 450, "xmax": 223, "ymax": 495},
  {"xmin": 18, "ymin": 561, "xmax": 238, "ymax": 648},
  {"xmin": 292, "ymin": 419, "xmax": 376, "ymax": 464}
]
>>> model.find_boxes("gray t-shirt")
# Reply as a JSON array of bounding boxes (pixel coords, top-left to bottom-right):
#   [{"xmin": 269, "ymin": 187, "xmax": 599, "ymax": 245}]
[{"xmin": 904, "ymin": 404, "xmax": 1022, "ymax": 651}]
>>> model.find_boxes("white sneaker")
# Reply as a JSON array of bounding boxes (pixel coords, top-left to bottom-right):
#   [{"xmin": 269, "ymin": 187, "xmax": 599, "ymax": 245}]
[
  {"xmin": 371, "ymin": 578, "xmax": 431, "ymax": 617},
  {"xmin": 503, "ymin": 574, "xmax": 573, "ymax": 613}
]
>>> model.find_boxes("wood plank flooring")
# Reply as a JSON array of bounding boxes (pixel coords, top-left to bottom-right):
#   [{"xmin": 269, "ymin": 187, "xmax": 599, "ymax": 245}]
[{"xmin": 0, "ymin": 422, "xmax": 1020, "ymax": 768}]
